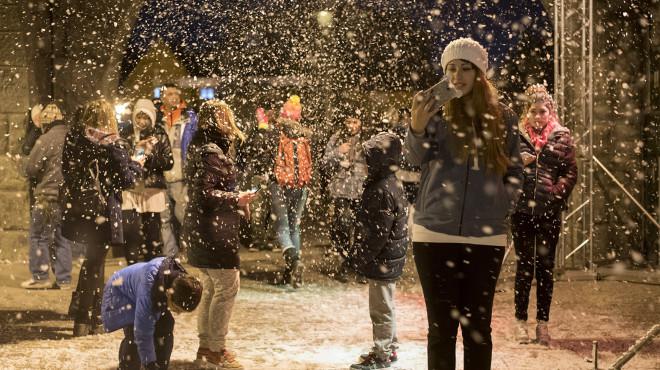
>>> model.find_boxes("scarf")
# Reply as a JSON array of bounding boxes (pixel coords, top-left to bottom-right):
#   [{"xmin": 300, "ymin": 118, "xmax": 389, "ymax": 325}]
[
  {"xmin": 526, "ymin": 119, "xmax": 557, "ymax": 152},
  {"xmin": 161, "ymin": 101, "xmax": 187, "ymax": 128}
]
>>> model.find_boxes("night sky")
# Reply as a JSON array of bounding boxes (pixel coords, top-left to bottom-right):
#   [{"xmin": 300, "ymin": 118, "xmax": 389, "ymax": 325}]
[{"xmin": 119, "ymin": 0, "xmax": 553, "ymax": 93}]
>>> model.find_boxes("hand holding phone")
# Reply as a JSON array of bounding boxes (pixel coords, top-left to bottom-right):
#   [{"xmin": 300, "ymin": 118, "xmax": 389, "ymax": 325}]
[
  {"xmin": 428, "ymin": 76, "xmax": 460, "ymax": 105},
  {"xmin": 133, "ymin": 147, "xmax": 146, "ymax": 162}
]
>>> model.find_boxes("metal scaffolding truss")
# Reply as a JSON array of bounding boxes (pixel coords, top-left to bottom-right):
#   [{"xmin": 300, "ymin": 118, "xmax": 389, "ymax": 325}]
[{"xmin": 554, "ymin": 0, "xmax": 660, "ymax": 272}]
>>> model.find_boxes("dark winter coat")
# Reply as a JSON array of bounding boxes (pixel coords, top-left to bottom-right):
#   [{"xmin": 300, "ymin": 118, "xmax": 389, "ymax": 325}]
[
  {"xmin": 184, "ymin": 130, "xmax": 241, "ymax": 269},
  {"xmin": 102, "ymin": 257, "xmax": 188, "ymax": 364},
  {"xmin": 236, "ymin": 124, "xmax": 278, "ymax": 177},
  {"xmin": 61, "ymin": 128, "xmax": 142, "ymax": 246},
  {"xmin": 515, "ymin": 122, "xmax": 578, "ymax": 216},
  {"xmin": 405, "ymin": 104, "xmax": 523, "ymax": 237},
  {"xmin": 119, "ymin": 122, "xmax": 174, "ymax": 189},
  {"xmin": 23, "ymin": 121, "xmax": 67, "ymax": 203},
  {"xmin": 351, "ymin": 132, "xmax": 409, "ymax": 281}
]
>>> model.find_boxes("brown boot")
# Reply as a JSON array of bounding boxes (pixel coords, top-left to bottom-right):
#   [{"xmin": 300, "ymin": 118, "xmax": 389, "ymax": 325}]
[
  {"xmin": 194, "ymin": 347, "xmax": 212, "ymax": 366},
  {"xmin": 73, "ymin": 322, "xmax": 91, "ymax": 337},
  {"xmin": 206, "ymin": 349, "xmax": 243, "ymax": 369}
]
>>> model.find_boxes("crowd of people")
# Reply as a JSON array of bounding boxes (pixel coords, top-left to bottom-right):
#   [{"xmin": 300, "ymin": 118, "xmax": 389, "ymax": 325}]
[{"xmin": 17, "ymin": 37, "xmax": 577, "ymax": 370}]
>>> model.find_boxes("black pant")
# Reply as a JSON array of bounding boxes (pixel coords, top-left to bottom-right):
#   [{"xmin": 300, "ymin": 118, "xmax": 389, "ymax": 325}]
[
  {"xmin": 330, "ymin": 198, "xmax": 361, "ymax": 259},
  {"xmin": 119, "ymin": 310, "xmax": 175, "ymax": 370},
  {"xmin": 123, "ymin": 210, "xmax": 163, "ymax": 265},
  {"xmin": 511, "ymin": 212, "xmax": 560, "ymax": 322},
  {"xmin": 414, "ymin": 243, "xmax": 504, "ymax": 370},
  {"xmin": 72, "ymin": 240, "xmax": 109, "ymax": 324}
]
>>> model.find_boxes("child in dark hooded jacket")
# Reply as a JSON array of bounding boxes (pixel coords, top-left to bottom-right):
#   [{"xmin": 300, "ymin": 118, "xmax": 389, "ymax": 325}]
[{"xmin": 348, "ymin": 132, "xmax": 409, "ymax": 370}]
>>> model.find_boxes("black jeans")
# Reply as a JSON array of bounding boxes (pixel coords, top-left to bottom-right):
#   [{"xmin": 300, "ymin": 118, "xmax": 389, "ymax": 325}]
[
  {"xmin": 511, "ymin": 212, "xmax": 561, "ymax": 322},
  {"xmin": 414, "ymin": 243, "xmax": 504, "ymax": 370},
  {"xmin": 123, "ymin": 210, "xmax": 163, "ymax": 265},
  {"xmin": 72, "ymin": 240, "xmax": 109, "ymax": 324},
  {"xmin": 330, "ymin": 198, "xmax": 361, "ymax": 259},
  {"xmin": 119, "ymin": 310, "xmax": 175, "ymax": 370}
]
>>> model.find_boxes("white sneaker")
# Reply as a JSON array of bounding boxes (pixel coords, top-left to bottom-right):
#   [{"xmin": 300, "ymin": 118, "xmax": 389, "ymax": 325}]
[
  {"xmin": 515, "ymin": 320, "xmax": 530, "ymax": 344},
  {"xmin": 20, "ymin": 278, "xmax": 52, "ymax": 289}
]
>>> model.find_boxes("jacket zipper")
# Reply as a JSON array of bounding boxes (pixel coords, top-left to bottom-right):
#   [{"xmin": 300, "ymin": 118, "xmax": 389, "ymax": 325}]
[
  {"xmin": 457, "ymin": 159, "xmax": 470, "ymax": 235},
  {"xmin": 459, "ymin": 120, "xmax": 480, "ymax": 235},
  {"xmin": 530, "ymin": 148, "xmax": 542, "ymax": 215}
]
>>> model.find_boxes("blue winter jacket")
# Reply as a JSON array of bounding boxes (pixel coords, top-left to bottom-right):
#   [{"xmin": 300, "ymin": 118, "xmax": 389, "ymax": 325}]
[
  {"xmin": 404, "ymin": 104, "xmax": 523, "ymax": 237},
  {"xmin": 180, "ymin": 110, "xmax": 198, "ymax": 166},
  {"xmin": 101, "ymin": 257, "xmax": 184, "ymax": 365}
]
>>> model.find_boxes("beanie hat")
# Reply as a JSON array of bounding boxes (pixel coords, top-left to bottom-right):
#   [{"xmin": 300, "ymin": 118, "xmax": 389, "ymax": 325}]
[
  {"xmin": 440, "ymin": 37, "xmax": 488, "ymax": 75},
  {"xmin": 524, "ymin": 84, "xmax": 559, "ymax": 121},
  {"xmin": 40, "ymin": 103, "xmax": 64, "ymax": 126},
  {"xmin": 280, "ymin": 95, "xmax": 302, "ymax": 121},
  {"xmin": 132, "ymin": 98, "xmax": 157, "ymax": 127},
  {"xmin": 525, "ymin": 84, "xmax": 556, "ymax": 111}
]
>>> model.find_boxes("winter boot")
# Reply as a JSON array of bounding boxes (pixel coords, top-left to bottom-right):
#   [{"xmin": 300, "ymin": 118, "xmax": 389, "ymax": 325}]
[
  {"xmin": 281, "ymin": 248, "xmax": 298, "ymax": 286},
  {"xmin": 205, "ymin": 349, "xmax": 243, "ymax": 369},
  {"xmin": 194, "ymin": 347, "xmax": 212, "ymax": 366},
  {"xmin": 536, "ymin": 320, "xmax": 551, "ymax": 345},
  {"xmin": 515, "ymin": 320, "xmax": 530, "ymax": 344},
  {"xmin": 350, "ymin": 352, "xmax": 392, "ymax": 369},
  {"xmin": 291, "ymin": 261, "xmax": 304, "ymax": 289},
  {"xmin": 73, "ymin": 321, "xmax": 92, "ymax": 337},
  {"xmin": 360, "ymin": 350, "xmax": 397, "ymax": 363},
  {"xmin": 334, "ymin": 262, "xmax": 350, "ymax": 283}
]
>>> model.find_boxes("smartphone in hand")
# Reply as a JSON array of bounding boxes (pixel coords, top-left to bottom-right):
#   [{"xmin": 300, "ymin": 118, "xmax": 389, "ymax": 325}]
[
  {"xmin": 428, "ymin": 76, "xmax": 460, "ymax": 104},
  {"xmin": 133, "ymin": 147, "xmax": 146, "ymax": 162}
]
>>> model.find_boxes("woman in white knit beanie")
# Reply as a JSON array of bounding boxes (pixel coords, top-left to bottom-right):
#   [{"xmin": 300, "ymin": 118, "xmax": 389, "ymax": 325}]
[{"xmin": 405, "ymin": 37, "xmax": 523, "ymax": 370}]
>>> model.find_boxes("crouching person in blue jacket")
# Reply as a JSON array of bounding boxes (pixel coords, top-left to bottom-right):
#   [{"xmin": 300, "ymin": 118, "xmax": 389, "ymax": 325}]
[
  {"xmin": 348, "ymin": 132, "xmax": 409, "ymax": 370},
  {"xmin": 102, "ymin": 256, "xmax": 203, "ymax": 369}
]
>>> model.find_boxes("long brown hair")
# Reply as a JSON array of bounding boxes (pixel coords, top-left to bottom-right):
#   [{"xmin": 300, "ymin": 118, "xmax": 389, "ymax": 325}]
[
  {"xmin": 443, "ymin": 65, "xmax": 509, "ymax": 175},
  {"xmin": 197, "ymin": 100, "xmax": 246, "ymax": 142},
  {"xmin": 77, "ymin": 99, "xmax": 118, "ymax": 134}
]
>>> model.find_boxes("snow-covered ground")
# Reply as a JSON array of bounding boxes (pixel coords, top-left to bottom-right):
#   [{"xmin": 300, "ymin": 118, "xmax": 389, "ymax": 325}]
[{"xmin": 0, "ymin": 247, "xmax": 658, "ymax": 370}]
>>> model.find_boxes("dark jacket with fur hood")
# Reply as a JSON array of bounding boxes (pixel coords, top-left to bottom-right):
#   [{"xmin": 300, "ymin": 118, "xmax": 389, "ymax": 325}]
[
  {"xmin": 515, "ymin": 121, "xmax": 578, "ymax": 216},
  {"xmin": 119, "ymin": 121, "xmax": 174, "ymax": 189},
  {"xmin": 61, "ymin": 128, "xmax": 142, "ymax": 245}
]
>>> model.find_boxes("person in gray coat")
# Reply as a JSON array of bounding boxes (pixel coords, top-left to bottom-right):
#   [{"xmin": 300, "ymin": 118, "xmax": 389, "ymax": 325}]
[
  {"xmin": 406, "ymin": 38, "xmax": 522, "ymax": 370},
  {"xmin": 20, "ymin": 103, "xmax": 73, "ymax": 290},
  {"xmin": 321, "ymin": 106, "xmax": 368, "ymax": 281}
]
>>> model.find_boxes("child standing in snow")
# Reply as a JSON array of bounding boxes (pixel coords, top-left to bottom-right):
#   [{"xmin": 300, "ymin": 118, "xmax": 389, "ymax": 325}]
[{"xmin": 348, "ymin": 132, "xmax": 409, "ymax": 370}]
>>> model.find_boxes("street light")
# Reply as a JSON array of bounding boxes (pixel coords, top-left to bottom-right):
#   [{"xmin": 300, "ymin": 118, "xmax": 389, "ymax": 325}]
[{"xmin": 317, "ymin": 10, "xmax": 333, "ymax": 28}]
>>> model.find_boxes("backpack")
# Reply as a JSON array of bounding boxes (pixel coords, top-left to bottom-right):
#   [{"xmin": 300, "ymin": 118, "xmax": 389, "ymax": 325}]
[{"xmin": 274, "ymin": 133, "xmax": 312, "ymax": 188}]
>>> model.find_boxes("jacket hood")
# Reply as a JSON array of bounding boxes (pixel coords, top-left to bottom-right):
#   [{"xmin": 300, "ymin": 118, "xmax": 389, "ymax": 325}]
[
  {"xmin": 151, "ymin": 257, "xmax": 188, "ymax": 314},
  {"xmin": 362, "ymin": 132, "xmax": 402, "ymax": 181},
  {"xmin": 132, "ymin": 99, "xmax": 157, "ymax": 130},
  {"xmin": 42, "ymin": 119, "xmax": 67, "ymax": 134}
]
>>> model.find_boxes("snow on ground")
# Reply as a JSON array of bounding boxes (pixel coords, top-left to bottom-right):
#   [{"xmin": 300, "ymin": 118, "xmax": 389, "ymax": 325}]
[{"xmin": 0, "ymin": 246, "xmax": 658, "ymax": 370}]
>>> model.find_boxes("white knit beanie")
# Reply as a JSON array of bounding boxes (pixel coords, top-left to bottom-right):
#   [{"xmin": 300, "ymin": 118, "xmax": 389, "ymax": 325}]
[
  {"xmin": 440, "ymin": 37, "xmax": 489, "ymax": 75},
  {"xmin": 132, "ymin": 98, "xmax": 157, "ymax": 127}
]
